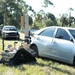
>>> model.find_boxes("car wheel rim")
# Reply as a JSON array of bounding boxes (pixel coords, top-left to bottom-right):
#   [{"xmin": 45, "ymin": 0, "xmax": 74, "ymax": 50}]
[{"xmin": 31, "ymin": 46, "xmax": 38, "ymax": 57}]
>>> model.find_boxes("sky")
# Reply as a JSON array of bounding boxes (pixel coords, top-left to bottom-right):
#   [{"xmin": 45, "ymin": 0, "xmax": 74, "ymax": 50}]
[{"xmin": 25, "ymin": 0, "xmax": 75, "ymax": 18}]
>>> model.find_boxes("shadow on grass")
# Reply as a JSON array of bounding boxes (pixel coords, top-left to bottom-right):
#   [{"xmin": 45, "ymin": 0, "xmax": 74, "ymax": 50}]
[
  {"xmin": 0, "ymin": 57, "xmax": 74, "ymax": 75},
  {"xmin": 27, "ymin": 57, "xmax": 75, "ymax": 75}
]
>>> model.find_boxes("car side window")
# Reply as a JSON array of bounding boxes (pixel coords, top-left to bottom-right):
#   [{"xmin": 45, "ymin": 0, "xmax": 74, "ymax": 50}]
[
  {"xmin": 39, "ymin": 28, "xmax": 56, "ymax": 37},
  {"xmin": 55, "ymin": 28, "xmax": 70, "ymax": 40}
]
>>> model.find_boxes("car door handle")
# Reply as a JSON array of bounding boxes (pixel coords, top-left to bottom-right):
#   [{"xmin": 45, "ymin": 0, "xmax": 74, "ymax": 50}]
[
  {"xmin": 37, "ymin": 37, "xmax": 40, "ymax": 40},
  {"xmin": 52, "ymin": 40, "xmax": 56, "ymax": 44}
]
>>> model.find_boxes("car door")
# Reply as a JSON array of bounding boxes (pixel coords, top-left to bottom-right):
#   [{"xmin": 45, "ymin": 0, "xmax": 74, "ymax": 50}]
[
  {"xmin": 51, "ymin": 28, "xmax": 74, "ymax": 62},
  {"xmin": 35, "ymin": 27, "xmax": 56, "ymax": 57}
]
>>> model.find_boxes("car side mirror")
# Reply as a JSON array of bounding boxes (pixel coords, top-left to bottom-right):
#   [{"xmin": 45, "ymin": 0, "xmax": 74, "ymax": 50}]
[{"xmin": 70, "ymin": 38, "xmax": 73, "ymax": 42}]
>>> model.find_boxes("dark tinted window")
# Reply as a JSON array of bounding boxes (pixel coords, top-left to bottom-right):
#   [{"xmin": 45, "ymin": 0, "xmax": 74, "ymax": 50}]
[
  {"xmin": 69, "ymin": 29, "xmax": 75, "ymax": 39},
  {"xmin": 55, "ymin": 28, "xmax": 70, "ymax": 40},
  {"xmin": 4, "ymin": 27, "xmax": 17, "ymax": 31},
  {"xmin": 39, "ymin": 27, "xmax": 56, "ymax": 37}
]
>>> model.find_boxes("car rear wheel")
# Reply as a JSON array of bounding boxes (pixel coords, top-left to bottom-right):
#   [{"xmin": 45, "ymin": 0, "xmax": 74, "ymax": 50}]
[
  {"xmin": 30, "ymin": 45, "xmax": 38, "ymax": 57},
  {"xmin": 73, "ymin": 56, "xmax": 75, "ymax": 65}
]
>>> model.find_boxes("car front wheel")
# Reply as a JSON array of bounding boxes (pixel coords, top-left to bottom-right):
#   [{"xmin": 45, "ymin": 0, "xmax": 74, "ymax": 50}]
[{"xmin": 30, "ymin": 45, "xmax": 38, "ymax": 57}]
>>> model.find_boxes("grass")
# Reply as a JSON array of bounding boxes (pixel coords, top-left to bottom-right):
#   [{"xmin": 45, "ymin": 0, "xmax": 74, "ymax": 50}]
[
  {"xmin": 0, "ymin": 33, "xmax": 75, "ymax": 75},
  {"xmin": 0, "ymin": 58, "xmax": 75, "ymax": 75}
]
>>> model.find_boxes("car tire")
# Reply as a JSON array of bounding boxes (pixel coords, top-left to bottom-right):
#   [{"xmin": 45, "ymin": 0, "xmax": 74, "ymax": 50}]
[
  {"xmin": 73, "ymin": 56, "xmax": 75, "ymax": 65},
  {"xmin": 30, "ymin": 45, "xmax": 38, "ymax": 57}
]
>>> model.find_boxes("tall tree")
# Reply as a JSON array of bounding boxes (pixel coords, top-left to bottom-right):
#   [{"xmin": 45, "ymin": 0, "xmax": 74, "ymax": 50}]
[
  {"xmin": 35, "ymin": 14, "xmax": 42, "ymax": 24},
  {"xmin": 45, "ymin": 13, "xmax": 57, "ymax": 26},
  {"xmin": 60, "ymin": 14, "xmax": 68, "ymax": 26},
  {"xmin": 0, "ymin": 12, "xmax": 3, "ymax": 25},
  {"xmin": 0, "ymin": 0, "xmax": 35, "ymax": 29},
  {"xmin": 68, "ymin": 8, "xmax": 74, "ymax": 26}
]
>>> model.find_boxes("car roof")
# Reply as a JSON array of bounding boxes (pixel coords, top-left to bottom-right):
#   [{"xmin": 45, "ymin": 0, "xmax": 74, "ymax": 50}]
[
  {"xmin": 3, "ymin": 25, "xmax": 16, "ymax": 27},
  {"xmin": 34, "ymin": 26, "xmax": 75, "ymax": 35},
  {"xmin": 43, "ymin": 26, "xmax": 75, "ymax": 30},
  {"xmin": 3, "ymin": 26, "xmax": 16, "ymax": 29}
]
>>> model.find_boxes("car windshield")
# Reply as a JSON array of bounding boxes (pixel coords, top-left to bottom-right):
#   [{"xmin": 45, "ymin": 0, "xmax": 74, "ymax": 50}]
[
  {"xmin": 69, "ymin": 29, "xmax": 75, "ymax": 39},
  {"xmin": 4, "ymin": 27, "xmax": 17, "ymax": 31}
]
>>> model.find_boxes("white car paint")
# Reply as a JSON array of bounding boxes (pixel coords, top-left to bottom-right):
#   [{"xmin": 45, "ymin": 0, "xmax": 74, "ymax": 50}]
[{"xmin": 30, "ymin": 26, "xmax": 75, "ymax": 65}]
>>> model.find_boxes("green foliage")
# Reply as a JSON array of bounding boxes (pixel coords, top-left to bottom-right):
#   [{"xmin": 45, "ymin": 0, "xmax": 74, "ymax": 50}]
[
  {"xmin": 60, "ymin": 16, "xmax": 68, "ymax": 26},
  {"xmin": 36, "ymin": 14, "xmax": 42, "ymax": 24},
  {"xmin": 46, "ymin": 13, "xmax": 57, "ymax": 26},
  {"xmin": 47, "ymin": 13, "xmax": 55, "ymax": 20},
  {"xmin": 31, "ymin": 21, "xmax": 45, "ymax": 29},
  {"xmin": 0, "ymin": 12, "xmax": 3, "ymax": 25},
  {"xmin": 45, "ymin": 19, "xmax": 56, "ymax": 27},
  {"xmin": 57, "ymin": 22, "xmax": 62, "ymax": 26},
  {"xmin": 45, "ymin": 19, "xmax": 53, "ymax": 26},
  {"xmin": 60, "ymin": 13, "xmax": 75, "ymax": 27},
  {"xmin": 29, "ymin": 16, "xmax": 33, "ymax": 25},
  {"xmin": 32, "ymin": 12, "xmax": 57, "ymax": 29},
  {"xmin": 71, "ymin": 24, "xmax": 75, "ymax": 28},
  {"xmin": 0, "ymin": 0, "xmax": 35, "ymax": 29}
]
